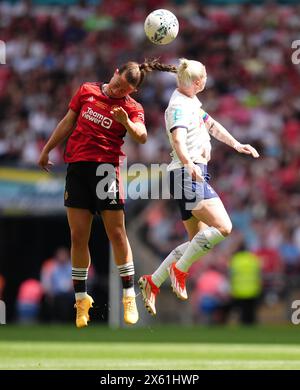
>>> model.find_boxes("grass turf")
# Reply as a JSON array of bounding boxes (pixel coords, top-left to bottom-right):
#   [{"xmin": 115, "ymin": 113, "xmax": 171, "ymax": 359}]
[{"xmin": 0, "ymin": 325, "xmax": 300, "ymax": 370}]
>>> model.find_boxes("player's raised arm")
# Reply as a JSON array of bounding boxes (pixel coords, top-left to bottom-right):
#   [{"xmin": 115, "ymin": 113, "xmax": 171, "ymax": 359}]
[
  {"xmin": 202, "ymin": 110, "xmax": 259, "ymax": 158},
  {"xmin": 38, "ymin": 109, "xmax": 78, "ymax": 171}
]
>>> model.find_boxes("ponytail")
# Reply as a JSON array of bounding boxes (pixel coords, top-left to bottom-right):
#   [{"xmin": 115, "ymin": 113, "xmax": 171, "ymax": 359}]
[
  {"xmin": 138, "ymin": 59, "xmax": 177, "ymax": 87},
  {"xmin": 119, "ymin": 58, "xmax": 177, "ymax": 88}
]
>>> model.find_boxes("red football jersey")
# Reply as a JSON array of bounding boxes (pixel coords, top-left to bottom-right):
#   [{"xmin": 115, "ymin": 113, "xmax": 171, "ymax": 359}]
[{"xmin": 64, "ymin": 82, "xmax": 145, "ymax": 164}]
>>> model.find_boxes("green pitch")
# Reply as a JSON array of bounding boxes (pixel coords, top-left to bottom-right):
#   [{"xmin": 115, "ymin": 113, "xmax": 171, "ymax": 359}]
[{"xmin": 1, "ymin": 325, "xmax": 300, "ymax": 370}]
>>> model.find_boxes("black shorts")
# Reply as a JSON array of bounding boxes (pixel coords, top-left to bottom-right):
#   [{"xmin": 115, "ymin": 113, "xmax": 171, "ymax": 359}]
[
  {"xmin": 169, "ymin": 163, "xmax": 219, "ymax": 221},
  {"xmin": 64, "ymin": 162, "xmax": 124, "ymax": 214}
]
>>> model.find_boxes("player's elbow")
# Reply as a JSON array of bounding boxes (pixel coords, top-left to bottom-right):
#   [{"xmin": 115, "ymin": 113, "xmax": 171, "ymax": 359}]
[{"xmin": 139, "ymin": 133, "xmax": 147, "ymax": 144}]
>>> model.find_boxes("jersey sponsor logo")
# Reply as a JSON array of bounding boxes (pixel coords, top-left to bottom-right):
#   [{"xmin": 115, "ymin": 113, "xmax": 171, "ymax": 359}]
[
  {"xmin": 203, "ymin": 243, "xmax": 211, "ymax": 251},
  {"xmin": 102, "ymin": 118, "xmax": 113, "ymax": 128},
  {"xmin": 87, "ymin": 96, "xmax": 95, "ymax": 102},
  {"xmin": 82, "ymin": 107, "xmax": 112, "ymax": 129},
  {"xmin": 173, "ymin": 108, "xmax": 183, "ymax": 122}
]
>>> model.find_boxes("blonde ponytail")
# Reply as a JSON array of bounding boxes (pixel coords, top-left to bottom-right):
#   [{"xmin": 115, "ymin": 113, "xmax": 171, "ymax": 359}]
[{"xmin": 177, "ymin": 58, "xmax": 206, "ymax": 88}]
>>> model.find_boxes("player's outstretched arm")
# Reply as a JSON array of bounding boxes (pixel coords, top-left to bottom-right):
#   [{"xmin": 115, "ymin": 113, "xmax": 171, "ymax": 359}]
[
  {"xmin": 203, "ymin": 111, "xmax": 259, "ymax": 159},
  {"xmin": 38, "ymin": 109, "xmax": 78, "ymax": 171}
]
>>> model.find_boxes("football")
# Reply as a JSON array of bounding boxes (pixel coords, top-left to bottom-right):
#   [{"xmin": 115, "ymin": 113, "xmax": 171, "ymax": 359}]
[{"xmin": 144, "ymin": 9, "xmax": 179, "ymax": 45}]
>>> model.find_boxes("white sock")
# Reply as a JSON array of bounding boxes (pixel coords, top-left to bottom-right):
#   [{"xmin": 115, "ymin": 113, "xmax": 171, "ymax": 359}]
[
  {"xmin": 75, "ymin": 292, "xmax": 88, "ymax": 300},
  {"xmin": 72, "ymin": 267, "xmax": 89, "ymax": 300},
  {"xmin": 176, "ymin": 227, "xmax": 225, "ymax": 272},
  {"xmin": 123, "ymin": 287, "xmax": 136, "ymax": 297},
  {"xmin": 152, "ymin": 242, "xmax": 189, "ymax": 287}
]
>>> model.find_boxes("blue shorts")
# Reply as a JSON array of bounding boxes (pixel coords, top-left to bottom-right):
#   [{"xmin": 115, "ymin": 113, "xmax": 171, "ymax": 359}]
[{"xmin": 168, "ymin": 163, "xmax": 219, "ymax": 221}]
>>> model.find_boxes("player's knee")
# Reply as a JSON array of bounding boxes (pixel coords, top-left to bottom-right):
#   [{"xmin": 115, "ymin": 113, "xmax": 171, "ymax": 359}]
[
  {"xmin": 70, "ymin": 229, "xmax": 89, "ymax": 247},
  {"xmin": 218, "ymin": 222, "xmax": 232, "ymax": 237},
  {"xmin": 106, "ymin": 226, "xmax": 126, "ymax": 244}
]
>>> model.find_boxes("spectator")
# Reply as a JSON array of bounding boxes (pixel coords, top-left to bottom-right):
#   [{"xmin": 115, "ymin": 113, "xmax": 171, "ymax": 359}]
[
  {"xmin": 16, "ymin": 279, "xmax": 43, "ymax": 324},
  {"xmin": 40, "ymin": 247, "xmax": 73, "ymax": 322},
  {"xmin": 229, "ymin": 247, "xmax": 262, "ymax": 325},
  {"xmin": 40, "ymin": 254, "xmax": 57, "ymax": 322},
  {"xmin": 192, "ymin": 264, "xmax": 230, "ymax": 325}
]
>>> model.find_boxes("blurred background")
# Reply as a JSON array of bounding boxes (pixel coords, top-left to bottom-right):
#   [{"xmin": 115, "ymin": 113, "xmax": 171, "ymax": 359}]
[{"xmin": 0, "ymin": 0, "xmax": 300, "ymax": 327}]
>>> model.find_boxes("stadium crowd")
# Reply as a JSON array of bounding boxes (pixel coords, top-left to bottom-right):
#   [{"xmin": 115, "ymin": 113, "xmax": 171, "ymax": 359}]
[{"xmin": 1, "ymin": 0, "xmax": 300, "ymax": 319}]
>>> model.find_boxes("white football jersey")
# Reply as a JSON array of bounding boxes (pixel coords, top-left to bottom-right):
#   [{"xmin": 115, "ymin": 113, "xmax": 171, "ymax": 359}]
[{"xmin": 165, "ymin": 89, "xmax": 211, "ymax": 171}]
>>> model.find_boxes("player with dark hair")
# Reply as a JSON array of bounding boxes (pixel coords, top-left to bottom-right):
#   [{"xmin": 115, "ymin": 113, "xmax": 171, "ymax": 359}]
[{"xmin": 38, "ymin": 59, "xmax": 177, "ymax": 327}]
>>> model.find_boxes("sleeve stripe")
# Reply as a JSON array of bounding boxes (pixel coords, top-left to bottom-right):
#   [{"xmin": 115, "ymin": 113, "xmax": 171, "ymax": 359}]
[
  {"xmin": 170, "ymin": 125, "xmax": 188, "ymax": 133},
  {"xmin": 202, "ymin": 112, "xmax": 209, "ymax": 122}
]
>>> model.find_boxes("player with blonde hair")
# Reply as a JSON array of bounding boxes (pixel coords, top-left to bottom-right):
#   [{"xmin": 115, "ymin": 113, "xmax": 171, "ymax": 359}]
[{"xmin": 139, "ymin": 58, "xmax": 259, "ymax": 315}]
